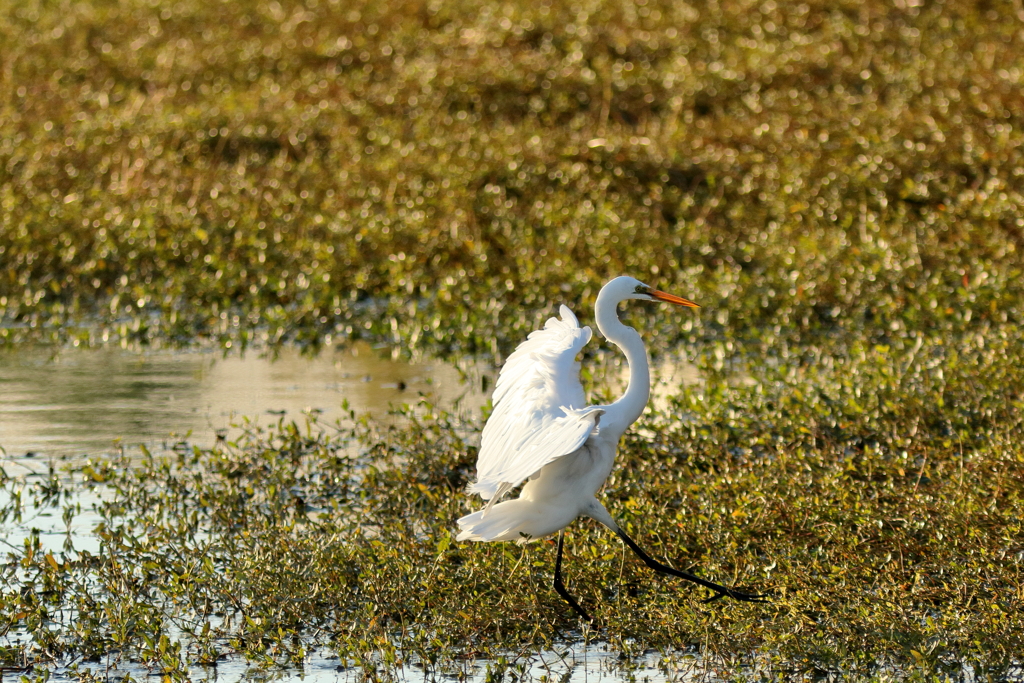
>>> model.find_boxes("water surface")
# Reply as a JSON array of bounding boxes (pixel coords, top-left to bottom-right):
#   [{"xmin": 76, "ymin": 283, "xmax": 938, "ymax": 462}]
[
  {"xmin": 0, "ymin": 342, "xmax": 715, "ymax": 682},
  {"xmin": 0, "ymin": 341, "xmax": 704, "ymax": 464},
  {"xmin": 0, "ymin": 343, "xmax": 486, "ymax": 462}
]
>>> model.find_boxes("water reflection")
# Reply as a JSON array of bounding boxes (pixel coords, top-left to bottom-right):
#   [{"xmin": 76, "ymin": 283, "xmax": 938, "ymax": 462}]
[
  {"xmin": 59, "ymin": 640, "xmax": 706, "ymax": 682},
  {"xmin": 0, "ymin": 343, "xmax": 487, "ymax": 461},
  {"xmin": 0, "ymin": 339, "xmax": 704, "ymax": 466},
  {"xmin": 0, "ymin": 343, "xmax": 711, "ymax": 683}
]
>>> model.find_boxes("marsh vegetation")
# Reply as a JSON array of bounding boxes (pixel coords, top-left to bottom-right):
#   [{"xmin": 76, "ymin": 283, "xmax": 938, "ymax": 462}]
[{"xmin": 1, "ymin": 0, "xmax": 1023, "ymax": 679}]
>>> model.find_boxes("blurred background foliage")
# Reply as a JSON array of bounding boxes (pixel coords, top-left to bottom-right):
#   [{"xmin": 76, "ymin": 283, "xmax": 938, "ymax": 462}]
[{"xmin": 1, "ymin": 0, "xmax": 1021, "ymax": 353}]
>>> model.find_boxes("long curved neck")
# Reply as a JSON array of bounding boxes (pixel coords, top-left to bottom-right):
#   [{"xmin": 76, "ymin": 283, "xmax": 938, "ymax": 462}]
[{"xmin": 595, "ymin": 290, "xmax": 650, "ymax": 440}]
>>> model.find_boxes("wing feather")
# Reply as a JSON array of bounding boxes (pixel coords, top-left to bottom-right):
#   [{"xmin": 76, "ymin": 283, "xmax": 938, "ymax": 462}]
[{"xmin": 468, "ymin": 305, "xmax": 600, "ymax": 504}]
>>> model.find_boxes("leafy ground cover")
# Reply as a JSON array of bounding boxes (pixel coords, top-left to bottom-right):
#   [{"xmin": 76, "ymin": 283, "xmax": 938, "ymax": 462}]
[
  {"xmin": 1, "ymin": 0, "xmax": 1021, "ymax": 351},
  {"xmin": 1, "ymin": 0, "xmax": 1023, "ymax": 679},
  {"xmin": 2, "ymin": 328, "xmax": 1022, "ymax": 679}
]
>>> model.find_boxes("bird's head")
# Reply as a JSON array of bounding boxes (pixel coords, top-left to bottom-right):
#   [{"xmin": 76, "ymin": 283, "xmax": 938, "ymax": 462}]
[{"xmin": 604, "ymin": 275, "xmax": 700, "ymax": 308}]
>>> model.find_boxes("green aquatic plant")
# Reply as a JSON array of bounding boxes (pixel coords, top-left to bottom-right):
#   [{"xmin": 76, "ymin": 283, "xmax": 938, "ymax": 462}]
[
  {"xmin": 1, "ymin": 323, "xmax": 1022, "ymax": 678},
  {"xmin": 0, "ymin": 0, "xmax": 1022, "ymax": 678},
  {"xmin": 0, "ymin": 0, "xmax": 1021, "ymax": 353}
]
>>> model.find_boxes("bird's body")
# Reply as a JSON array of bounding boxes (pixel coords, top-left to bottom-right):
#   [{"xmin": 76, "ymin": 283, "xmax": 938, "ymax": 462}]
[
  {"xmin": 457, "ymin": 430, "xmax": 617, "ymax": 543},
  {"xmin": 457, "ymin": 276, "xmax": 765, "ymax": 619}
]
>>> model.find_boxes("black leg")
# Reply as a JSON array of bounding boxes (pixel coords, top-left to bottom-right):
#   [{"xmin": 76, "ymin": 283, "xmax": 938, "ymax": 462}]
[
  {"xmin": 552, "ymin": 530, "xmax": 594, "ymax": 622},
  {"xmin": 615, "ymin": 528, "xmax": 768, "ymax": 603}
]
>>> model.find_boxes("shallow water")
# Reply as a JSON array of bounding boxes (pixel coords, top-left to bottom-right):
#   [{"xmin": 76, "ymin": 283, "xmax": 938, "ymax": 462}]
[
  {"xmin": 0, "ymin": 342, "xmax": 701, "ymax": 465},
  {"xmin": 55, "ymin": 641, "xmax": 723, "ymax": 682},
  {"xmin": 0, "ymin": 342, "xmax": 711, "ymax": 682},
  {"xmin": 0, "ymin": 343, "xmax": 487, "ymax": 462}
]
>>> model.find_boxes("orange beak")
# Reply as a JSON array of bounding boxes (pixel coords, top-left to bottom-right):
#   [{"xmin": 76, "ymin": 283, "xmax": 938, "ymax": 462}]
[{"xmin": 649, "ymin": 289, "xmax": 700, "ymax": 308}]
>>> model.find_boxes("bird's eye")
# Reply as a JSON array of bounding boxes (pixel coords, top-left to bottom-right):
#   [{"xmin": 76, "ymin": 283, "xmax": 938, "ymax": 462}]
[{"xmin": 634, "ymin": 284, "xmax": 649, "ymax": 294}]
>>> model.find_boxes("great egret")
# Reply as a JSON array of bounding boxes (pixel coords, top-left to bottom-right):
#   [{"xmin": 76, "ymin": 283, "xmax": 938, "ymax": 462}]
[{"xmin": 456, "ymin": 276, "xmax": 765, "ymax": 621}]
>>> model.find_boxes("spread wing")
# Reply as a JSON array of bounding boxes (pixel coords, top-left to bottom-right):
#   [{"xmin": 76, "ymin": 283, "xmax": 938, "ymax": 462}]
[{"xmin": 467, "ymin": 304, "xmax": 603, "ymax": 506}]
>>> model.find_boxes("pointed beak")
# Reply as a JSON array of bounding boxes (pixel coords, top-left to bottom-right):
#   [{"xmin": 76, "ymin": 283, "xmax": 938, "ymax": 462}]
[{"xmin": 649, "ymin": 289, "xmax": 699, "ymax": 308}]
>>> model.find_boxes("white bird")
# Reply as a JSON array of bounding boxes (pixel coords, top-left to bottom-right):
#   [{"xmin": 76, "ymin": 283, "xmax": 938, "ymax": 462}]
[{"xmin": 457, "ymin": 276, "xmax": 765, "ymax": 620}]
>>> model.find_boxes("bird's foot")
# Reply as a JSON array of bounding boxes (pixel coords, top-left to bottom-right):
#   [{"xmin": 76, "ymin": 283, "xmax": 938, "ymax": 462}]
[{"xmin": 702, "ymin": 587, "xmax": 770, "ymax": 604}]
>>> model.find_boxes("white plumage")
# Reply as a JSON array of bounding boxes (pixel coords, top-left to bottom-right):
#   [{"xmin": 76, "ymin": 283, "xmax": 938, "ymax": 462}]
[
  {"xmin": 466, "ymin": 305, "xmax": 603, "ymax": 507},
  {"xmin": 455, "ymin": 276, "xmax": 766, "ymax": 619}
]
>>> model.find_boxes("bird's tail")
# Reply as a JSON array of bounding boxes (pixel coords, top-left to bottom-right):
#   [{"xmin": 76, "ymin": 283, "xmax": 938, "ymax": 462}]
[
  {"xmin": 465, "ymin": 480, "xmax": 518, "ymax": 515},
  {"xmin": 464, "ymin": 480, "xmax": 496, "ymax": 499},
  {"xmin": 455, "ymin": 499, "xmax": 534, "ymax": 544}
]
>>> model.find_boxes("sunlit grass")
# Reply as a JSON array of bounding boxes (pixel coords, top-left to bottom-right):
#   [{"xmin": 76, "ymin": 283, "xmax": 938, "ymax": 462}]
[{"xmin": 1, "ymin": 0, "xmax": 1023, "ymax": 679}]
